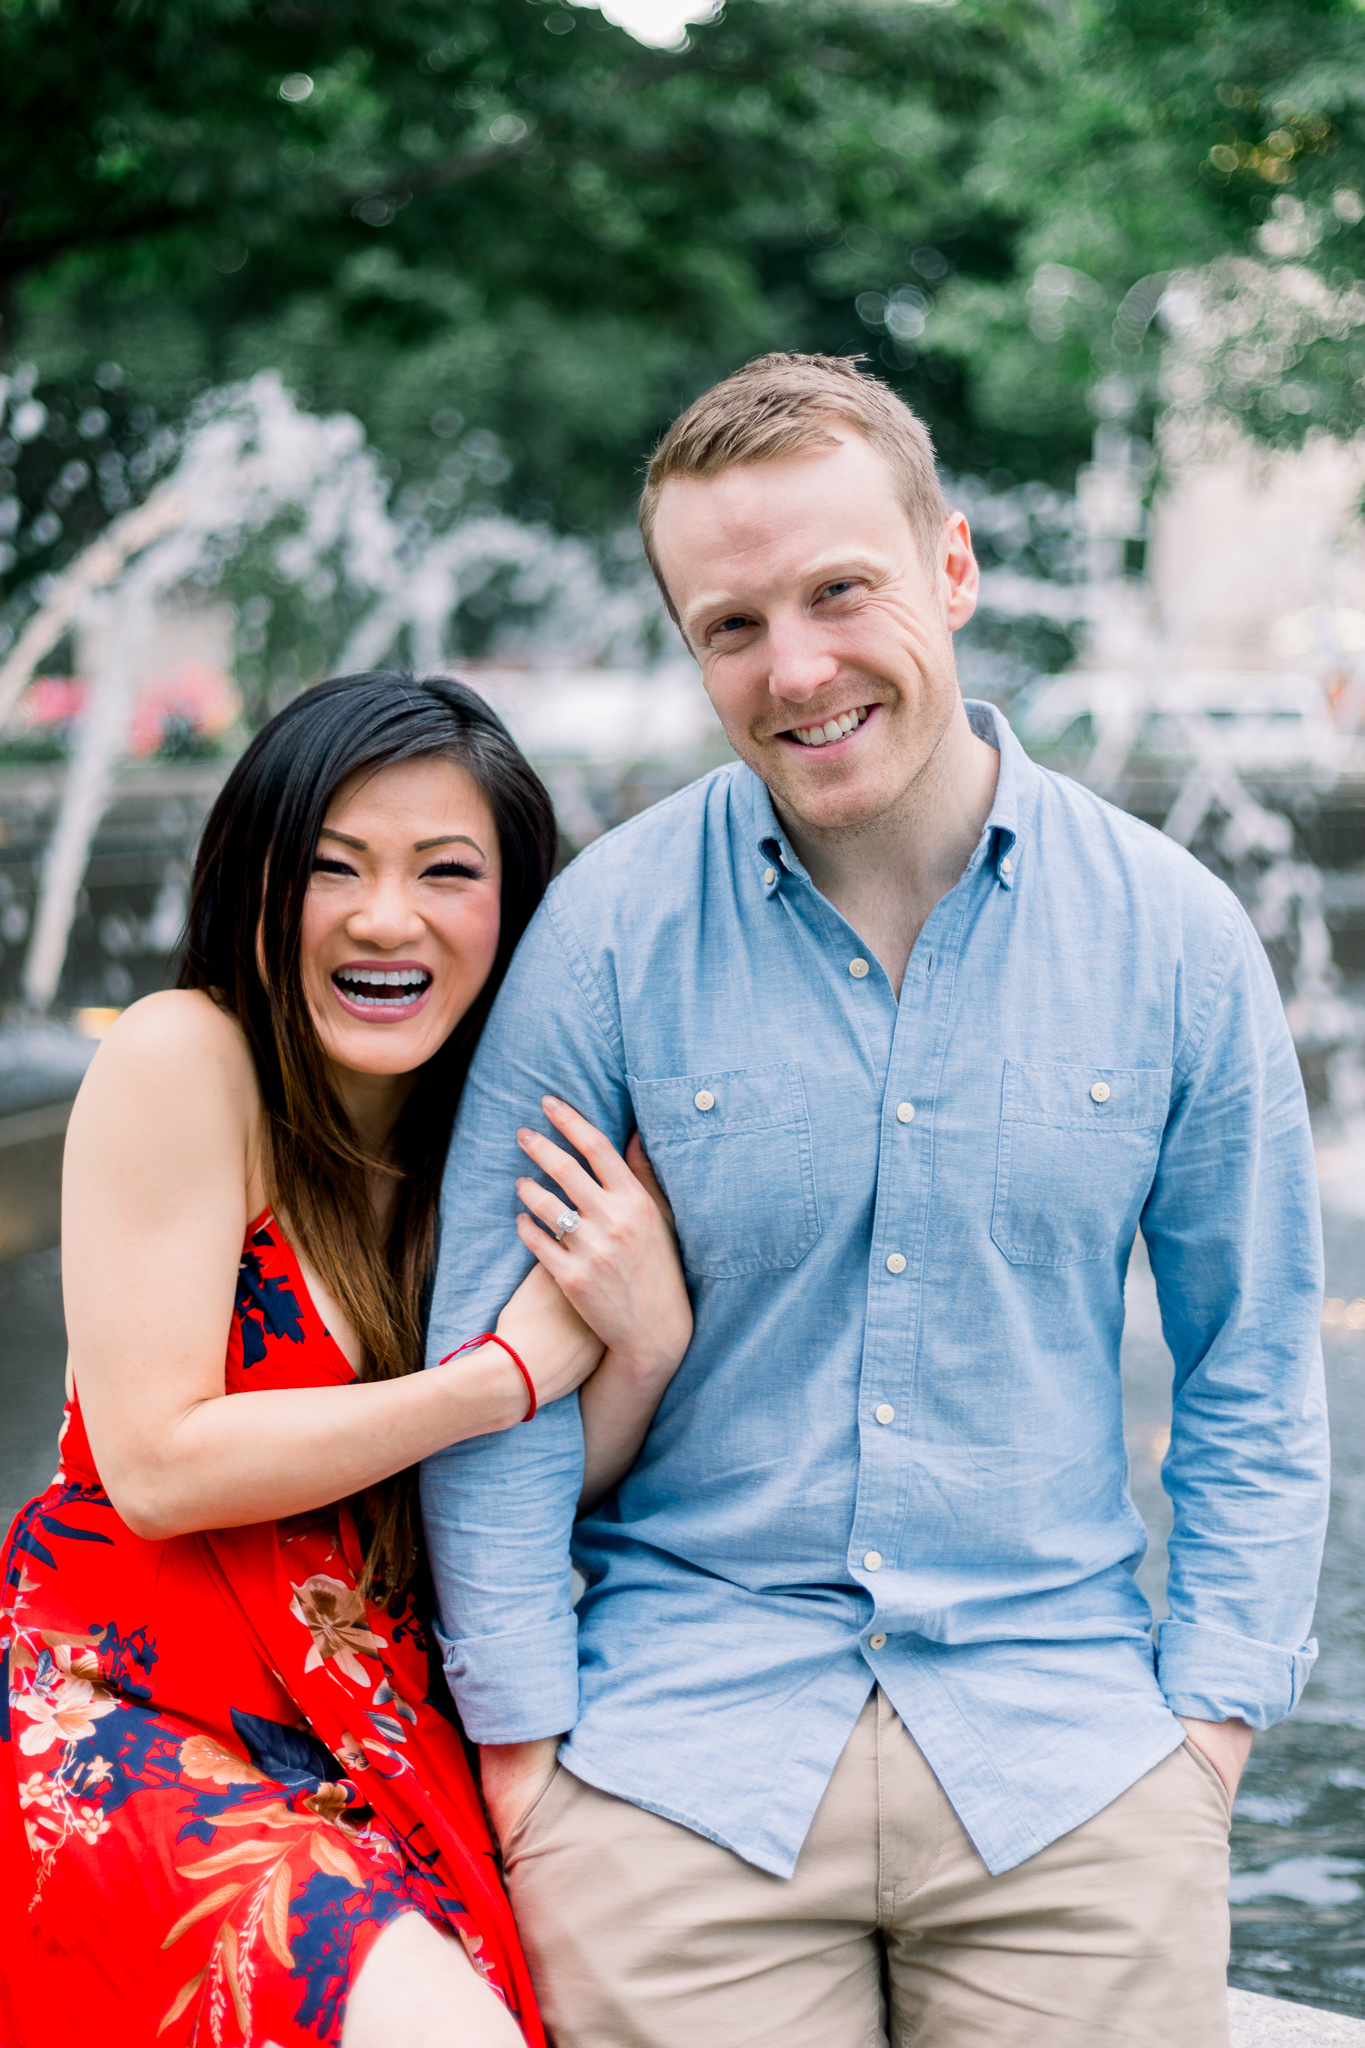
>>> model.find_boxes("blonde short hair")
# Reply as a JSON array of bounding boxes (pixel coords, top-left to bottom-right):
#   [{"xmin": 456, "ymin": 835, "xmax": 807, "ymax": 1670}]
[{"xmin": 639, "ymin": 352, "xmax": 949, "ymax": 618}]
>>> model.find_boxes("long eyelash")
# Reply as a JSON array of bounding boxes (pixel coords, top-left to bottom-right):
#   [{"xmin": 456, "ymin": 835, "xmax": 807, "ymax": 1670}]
[
  {"xmin": 424, "ymin": 861, "xmax": 483, "ymax": 880},
  {"xmin": 311, "ymin": 858, "xmax": 355, "ymax": 875}
]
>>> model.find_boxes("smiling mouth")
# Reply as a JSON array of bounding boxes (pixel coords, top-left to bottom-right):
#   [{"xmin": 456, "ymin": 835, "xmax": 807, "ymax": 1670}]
[
  {"xmin": 331, "ymin": 965, "xmax": 433, "ymax": 1013},
  {"xmin": 784, "ymin": 706, "xmax": 872, "ymax": 749}
]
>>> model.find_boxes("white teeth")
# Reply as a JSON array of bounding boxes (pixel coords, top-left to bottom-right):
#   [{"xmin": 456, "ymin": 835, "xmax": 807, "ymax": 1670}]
[
  {"xmin": 334, "ymin": 966, "xmax": 431, "ymax": 1007},
  {"xmin": 791, "ymin": 707, "xmax": 871, "ymax": 746}
]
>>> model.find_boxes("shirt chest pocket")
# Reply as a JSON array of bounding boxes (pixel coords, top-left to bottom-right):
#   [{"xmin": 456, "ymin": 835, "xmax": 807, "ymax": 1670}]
[
  {"xmin": 629, "ymin": 1062, "xmax": 821, "ymax": 1279},
  {"xmin": 991, "ymin": 1060, "xmax": 1172, "ymax": 1269}
]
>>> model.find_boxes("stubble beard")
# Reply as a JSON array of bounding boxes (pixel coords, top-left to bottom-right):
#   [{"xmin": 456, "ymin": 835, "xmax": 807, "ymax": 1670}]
[{"xmin": 761, "ymin": 658, "xmax": 962, "ymax": 856}]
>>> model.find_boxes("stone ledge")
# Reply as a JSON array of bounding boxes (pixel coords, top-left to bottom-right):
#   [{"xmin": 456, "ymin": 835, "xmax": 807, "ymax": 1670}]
[{"xmin": 1232, "ymin": 1989, "xmax": 1365, "ymax": 2043}]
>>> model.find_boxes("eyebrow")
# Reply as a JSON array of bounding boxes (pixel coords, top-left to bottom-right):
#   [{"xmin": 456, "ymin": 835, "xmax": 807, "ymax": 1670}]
[
  {"xmin": 416, "ymin": 833, "xmax": 486, "ymax": 856},
  {"xmin": 319, "ymin": 828, "xmax": 488, "ymax": 858}
]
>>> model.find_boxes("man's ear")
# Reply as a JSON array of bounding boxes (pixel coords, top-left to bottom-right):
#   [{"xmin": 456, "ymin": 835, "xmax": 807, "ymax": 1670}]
[{"xmin": 939, "ymin": 511, "xmax": 979, "ymax": 633}]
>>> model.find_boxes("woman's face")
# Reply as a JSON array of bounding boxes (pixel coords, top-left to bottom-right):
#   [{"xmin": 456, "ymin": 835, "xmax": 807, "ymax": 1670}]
[{"xmin": 298, "ymin": 755, "xmax": 502, "ymax": 1080}]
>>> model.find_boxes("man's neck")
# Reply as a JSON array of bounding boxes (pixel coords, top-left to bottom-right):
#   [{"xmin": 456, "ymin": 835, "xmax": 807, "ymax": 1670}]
[{"xmin": 780, "ymin": 709, "xmax": 1000, "ymax": 998}]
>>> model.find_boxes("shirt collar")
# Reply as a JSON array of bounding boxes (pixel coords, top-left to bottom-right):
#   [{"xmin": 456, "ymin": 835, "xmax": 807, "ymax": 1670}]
[
  {"xmin": 751, "ymin": 780, "xmax": 806, "ymax": 893},
  {"xmin": 966, "ymin": 698, "xmax": 1037, "ymax": 889},
  {"xmin": 749, "ymin": 698, "xmax": 1038, "ymax": 893}
]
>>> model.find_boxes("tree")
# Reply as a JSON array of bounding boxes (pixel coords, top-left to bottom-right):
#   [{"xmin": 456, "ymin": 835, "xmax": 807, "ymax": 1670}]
[
  {"xmin": 0, "ymin": 0, "xmax": 1359, "ymax": 615},
  {"xmin": 0, "ymin": 0, "xmax": 1033, "ymax": 556},
  {"xmin": 928, "ymin": 0, "xmax": 1365, "ymax": 457}
]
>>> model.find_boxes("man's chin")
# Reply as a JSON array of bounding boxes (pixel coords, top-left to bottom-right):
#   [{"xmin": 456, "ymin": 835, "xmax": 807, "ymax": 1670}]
[{"xmin": 767, "ymin": 765, "xmax": 899, "ymax": 840}]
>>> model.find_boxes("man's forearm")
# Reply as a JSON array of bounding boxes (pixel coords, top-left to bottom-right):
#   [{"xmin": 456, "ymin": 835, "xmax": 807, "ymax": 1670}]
[
  {"xmin": 420, "ymin": 1397, "xmax": 586, "ymax": 1744},
  {"xmin": 1179, "ymin": 1715, "xmax": 1253, "ymax": 1801},
  {"xmin": 481, "ymin": 1736, "xmax": 564, "ymax": 1845}
]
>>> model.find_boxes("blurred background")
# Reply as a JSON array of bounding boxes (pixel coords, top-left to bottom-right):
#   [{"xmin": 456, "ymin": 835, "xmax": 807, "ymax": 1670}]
[{"xmin": 2, "ymin": 0, "xmax": 1365, "ymax": 2019}]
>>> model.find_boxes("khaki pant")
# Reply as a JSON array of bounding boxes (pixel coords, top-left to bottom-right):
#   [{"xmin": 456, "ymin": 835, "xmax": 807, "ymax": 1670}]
[{"xmin": 502, "ymin": 1689, "xmax": 1231, "ymax": 2048}]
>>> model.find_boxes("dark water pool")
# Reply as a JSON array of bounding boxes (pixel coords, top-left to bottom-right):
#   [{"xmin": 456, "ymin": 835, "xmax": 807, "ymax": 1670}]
[{"xmin": 1228, "ymin": 1718, "xmax": 1365, "ymax": 2015}]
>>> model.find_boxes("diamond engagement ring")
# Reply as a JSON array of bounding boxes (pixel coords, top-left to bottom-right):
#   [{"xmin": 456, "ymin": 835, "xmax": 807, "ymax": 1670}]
[{"xmin": 554, "ymin": 1208, "xmax": 581, "ymax": 1239}]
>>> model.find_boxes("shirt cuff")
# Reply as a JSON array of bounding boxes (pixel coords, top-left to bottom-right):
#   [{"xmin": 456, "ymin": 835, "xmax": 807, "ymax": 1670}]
[
  {"xmin": 433, "ymin": 1613, "xmax": 580, "ymax": 1745},
  {"xmin": 1155, "ymin": 1618, "xmax": 1318, "ymax": 1731}
]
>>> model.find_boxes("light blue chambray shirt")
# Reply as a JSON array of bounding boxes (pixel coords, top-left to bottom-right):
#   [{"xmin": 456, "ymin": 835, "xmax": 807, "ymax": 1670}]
[{"xmin": 421, "ymin": 702, "xmax": 1328, "ymax": 1880}]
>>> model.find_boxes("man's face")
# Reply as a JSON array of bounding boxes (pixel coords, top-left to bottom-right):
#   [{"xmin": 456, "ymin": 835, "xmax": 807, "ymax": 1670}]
[{"xmin": 652, "ymin": 429, "xmax": 979, "ymax": 839}]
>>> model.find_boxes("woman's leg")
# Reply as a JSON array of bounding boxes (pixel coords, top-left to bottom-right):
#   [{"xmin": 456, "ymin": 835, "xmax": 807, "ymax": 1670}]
[{"xmin": 343, "ymin": 1912, "xmax": 527, "ymax": 2048}]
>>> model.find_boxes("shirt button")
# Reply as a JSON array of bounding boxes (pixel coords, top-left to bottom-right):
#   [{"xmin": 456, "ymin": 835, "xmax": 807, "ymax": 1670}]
[
  {"xmin": 885, "ymin": 1252, "xmax": 906, "ymax": 1274},
  {"xmin": 849, "ymin": 958, "xmax": 870, "ymax": 979},
  {"xmin": 875, "ymin": 1403, "xmax": 895, "ymax": 1425},
  {"xmin": 763, "ymin": 867, "xmax": 776, "ymax": 886},
  {"xmin": 1001, "ymin": 855, "xmax": 1013, "ymax": 875},
  {"xmin": 863, "ymin": 1550, "xmax": 883, "ymax": 1571},
  {"xmin": 895, "ymin": 1102, "xmax": 915, "ymax": 1123},
  {"xmin": 869, "ymin": 1632, "xmax": 887, "ymax": 1651},
  {"xmin": 1090, "ymin": 1081, "xmax": 1111, "ymax": 1103},
  {"xmin": 694, "ymin": 1089, "xmax": 715, "ymax": 1112}
]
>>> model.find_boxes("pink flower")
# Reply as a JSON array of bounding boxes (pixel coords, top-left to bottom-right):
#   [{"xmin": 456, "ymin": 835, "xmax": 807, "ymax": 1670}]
[
  {"xmin": 73, "ymin": 1803, "xmax": 111, "ymax": 1846},
  {"xmin": 49, "ymin": 1641, "xmax": 101, "ymax": 1682},
  {"xmin": 127, "ymin": 662, "xmax": 240, "ymax": 757},
  {"xmin": 179, "ymin": 1734, "xmax": 264, "ymax": 1786},
  {"xmin": 19, "ymin": 677, "xmax": 89, "ymax": 730},
  {"xmin": 17, "ymin": 1678, "xmax": 116, "ymax": 1755}
]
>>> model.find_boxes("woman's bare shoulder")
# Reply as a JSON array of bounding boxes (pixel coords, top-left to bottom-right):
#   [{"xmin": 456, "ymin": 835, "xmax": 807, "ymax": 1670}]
[
  {"xmin": 62, "ymin": 994, "xmax": 264, "ymax": 1375},
  {"xmin": 69, "ymin": 989, "xmax": 260, "ymax": 1146},
  {"xmin": 92, "ymin": 987, "xmax": 253, "ymax": 1074}
]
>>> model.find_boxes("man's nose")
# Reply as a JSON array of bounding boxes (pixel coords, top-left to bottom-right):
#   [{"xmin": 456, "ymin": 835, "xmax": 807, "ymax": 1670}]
[{"xmin": 765, "ymin": 614, "xmax": 840, "ymax": 705}]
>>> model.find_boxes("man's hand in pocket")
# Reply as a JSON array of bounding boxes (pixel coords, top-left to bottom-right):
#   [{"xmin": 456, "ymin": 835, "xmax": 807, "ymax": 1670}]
[
  {"xmin": 1179, "ymin": 1716, "xmax": 1253, "ymax": 1802},
  {"xmin": 480, "ymin": 1737, "xmax": 563, "ymax": 1846}
]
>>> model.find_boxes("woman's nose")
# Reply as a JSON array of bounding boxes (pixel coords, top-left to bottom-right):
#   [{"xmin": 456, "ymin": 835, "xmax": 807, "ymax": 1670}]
[{"xmin": 346, "ymin": 878, "xmax": 424, "ymax": 946}]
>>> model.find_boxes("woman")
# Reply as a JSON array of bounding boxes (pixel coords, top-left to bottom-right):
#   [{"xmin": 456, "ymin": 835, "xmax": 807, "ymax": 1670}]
[{"xmin": 0, "ymin": 673, "xmax": 692, "ymax": 2047}]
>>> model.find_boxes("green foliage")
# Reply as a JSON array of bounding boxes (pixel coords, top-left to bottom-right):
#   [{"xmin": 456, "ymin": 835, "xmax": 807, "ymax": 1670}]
[
  {"xmin": 0, "ymin": 0, "xmax": 1361, "ymax": 558},
  {"xmin": 934, "ymin": 0, "xmax": 1365, "ymax": 457},
  {"xmin": 1, "ymin": 0, "xmax": 1035, "ymax": 529}
]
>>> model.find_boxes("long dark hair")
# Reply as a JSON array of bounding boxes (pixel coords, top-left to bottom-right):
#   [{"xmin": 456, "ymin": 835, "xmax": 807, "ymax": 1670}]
[{"xmin": 178, "ymin": 671, "xmax": 556, "ymax": 1594}]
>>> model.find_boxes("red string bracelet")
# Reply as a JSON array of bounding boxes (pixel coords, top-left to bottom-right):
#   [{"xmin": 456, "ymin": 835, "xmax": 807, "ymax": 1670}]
[{"xmin": 440, "ymin": 1332, "xmax": 537, "ymax": 1422}]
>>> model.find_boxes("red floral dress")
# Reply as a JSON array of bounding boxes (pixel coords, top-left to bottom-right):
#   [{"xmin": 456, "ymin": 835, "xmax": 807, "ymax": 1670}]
[{"xmin": 0, "ymin": 1214, "xmax": 543, "ymax": 2047}]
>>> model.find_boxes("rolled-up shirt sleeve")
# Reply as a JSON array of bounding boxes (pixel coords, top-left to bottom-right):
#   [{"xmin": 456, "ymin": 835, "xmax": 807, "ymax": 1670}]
[
  {"xmin": 420, "ymin": 893, "xmax": 631, "ymax": 1744},
  {"xmin": 1143, "ymin": 896, "xmax": 1329, "ymax": 1730}
]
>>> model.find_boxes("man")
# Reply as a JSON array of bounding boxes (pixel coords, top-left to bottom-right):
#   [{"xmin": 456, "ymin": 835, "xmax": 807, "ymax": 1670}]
[{"xmin": 421, "ymin": 353, "xmax": 1328, "ymax": 2046}]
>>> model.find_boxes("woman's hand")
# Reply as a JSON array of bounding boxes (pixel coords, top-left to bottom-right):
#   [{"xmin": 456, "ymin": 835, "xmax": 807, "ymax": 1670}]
[
  {"xmin": 514, "ymin": 1098, "xmax": 692, "ymax": 1383},
  {"xmin": 514, "ymin": 1098, "xmax": 692, "ymax": 1507}
]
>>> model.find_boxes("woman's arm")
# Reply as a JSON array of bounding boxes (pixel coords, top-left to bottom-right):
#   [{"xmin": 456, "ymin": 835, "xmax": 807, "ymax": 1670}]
[
  {"xmin": 65, "ymin": 994, "xmax": 601, "ymax": 1540},
  {"xmin": 576, "ymin": 1343, "xmax": 677, "ymax": 1514},
  {"xmin": 511, "ymin": 1103, "xmax": 692, "ymax": 1513}
]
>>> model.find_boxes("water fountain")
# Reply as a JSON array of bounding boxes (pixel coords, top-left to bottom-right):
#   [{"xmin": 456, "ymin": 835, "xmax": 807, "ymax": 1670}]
[
  {"xmin": 0, "ymin": 371, "xmax": 721, "ymax": 1027},
  {"xmin": 1012, "ymin": 383, "xmax": 1365, "ymax": 1112}
]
